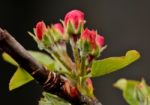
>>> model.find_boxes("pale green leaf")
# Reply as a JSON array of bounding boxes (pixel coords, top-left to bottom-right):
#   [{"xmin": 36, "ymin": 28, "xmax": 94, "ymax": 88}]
[
  {"xmin": 91, "ymin": 50, "xmax": 140, "ymax": 77},
  {"xmin": 28, "ymin": 51, "xmax": 57, "ymax": 71},
  {"xmin": 123, "ymin": 81, "xmax": 140, "ymax": 105},
  {"xmin": 9, "ymin": 67, "xmax": 34, "ymax": 91},
  {"xmin": 28, "ymin": 51, "xmax": 53, "ymax": 65},
  {"xmin": 2, "ymin": 51, "xmax": 56, "ymax": 71},
  {"xmin": 114, "ymin": 79, "xmax": 140, "ymax": 105},
  {"xmin": 2, "ymin": 52, "xmax": 18, "ymax": 66},
  {"xmin": 39, "ymin": 92, "xmax": 71, "ymax": 105},
  {"xmin": 114, "ymin": 79, "xmax": 150, "ymax": 105},
  {"xmin": 113, "ymin": 78, "xmax": 128, "ymax": 90},
  {"xmin": 3, "ymin": 51, "xmax": 55, "ymax": 91}
]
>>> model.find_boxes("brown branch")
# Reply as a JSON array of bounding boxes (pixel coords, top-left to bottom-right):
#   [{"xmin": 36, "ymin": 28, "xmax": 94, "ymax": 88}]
[{"xmin": 0, "ymin": 28, "xmax": 102, "ymax": 105}]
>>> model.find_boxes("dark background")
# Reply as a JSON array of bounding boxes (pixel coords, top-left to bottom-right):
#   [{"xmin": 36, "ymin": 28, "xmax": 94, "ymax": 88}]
[{"xmin": 0, "ymin": 0, "xmax": 150, "ymax": 105}]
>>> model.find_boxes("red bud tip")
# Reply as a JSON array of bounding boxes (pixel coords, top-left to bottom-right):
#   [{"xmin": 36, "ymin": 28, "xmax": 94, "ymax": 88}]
[
  {"xmin": 81, "ymin": 28, "xmax": 97, "ymax": 48},
  {"xmin": 96, "ymin": 35, "xmax": 104, "ymax": 47},
  {"xmin": 64, "ymin": 10, "xmax": 84, "ymax": 29},
  {"xmin": 53, "ymin": 23, "xmax": 64, "ymax": 35},
  {"xmin": 35, "ymin": 21, "xmax": 47, "ymax": 40}
]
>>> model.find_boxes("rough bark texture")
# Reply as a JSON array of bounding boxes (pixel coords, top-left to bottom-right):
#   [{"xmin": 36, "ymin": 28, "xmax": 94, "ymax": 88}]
[{"xmin": 0, "ymin": 28, "xmax": 102, "ymax": 105}]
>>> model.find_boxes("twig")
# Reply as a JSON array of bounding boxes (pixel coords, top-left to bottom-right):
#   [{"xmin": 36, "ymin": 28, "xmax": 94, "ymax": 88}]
[{"xmin": 0, "ymin": 28, "xmax": 102, "ymax": 105}]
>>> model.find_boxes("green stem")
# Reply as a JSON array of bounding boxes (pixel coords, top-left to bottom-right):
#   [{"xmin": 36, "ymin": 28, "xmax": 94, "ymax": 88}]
[
  {"xmin": 70, "ymin": 38, "xmax": 80, "ymax": 73},
  {"xmin": 45, "ymin": 49, "xmax": 71, "ymax": 72},
  {"xmin": 62, "ymin": 51, "xmax": 75, "ymax": 69},
  {"xmin": 80, "ymin": 56, "xmax": 86, "ymax": 76}
]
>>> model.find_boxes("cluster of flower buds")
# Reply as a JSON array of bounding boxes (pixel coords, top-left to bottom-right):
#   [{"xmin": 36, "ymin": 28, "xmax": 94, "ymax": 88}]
[
  {"xmin": 30, "ymin": 9, "xmax": 105, "ymax": 98},
  {"xmin": 79, "ymin": 28, "xmax": 104, "ymax": 58},
  {"xmin": 33, "ymin": 21, "xmax": 66, "ymax": 48},
  {"xmin": 34, "ymin": 10, "xmax": 104, "ymax": 56}
]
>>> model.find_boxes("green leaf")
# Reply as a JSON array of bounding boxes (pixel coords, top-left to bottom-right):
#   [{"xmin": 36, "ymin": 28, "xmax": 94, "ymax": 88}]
[
  {"xmin": 113, "ymin": 78, "xmax": 128, "ymax": 90},
  {"xmin": 28, "ymin": 51, "xmax": 53, "ymax": 65},
  {"xmin": 91, "ymin": 50, "xmax": 140, "ymax": 77},
  {"xmin": 114, "ymin": 79, "xmax": 140, "ymax": 105},
  {"xmin": 28, "ymin": 51, "xmax": 57, "ymax": 71},
  {"xmin": 123, "ymin": 81, "xmax": 140, "ymax": 105},
  {"xmin": 9, "ymin": 67, "xmax": 34, "ymax": 91},
  {"xmin": 114, "ymin": 79, "xmax": 150, "ymax": 105},
  {"xmin": 39, "ymin": 92, "xmax": 71, "ymax": 105},
  {"xmin": 2, "ymin": 51, "xmax": 56, "ymax": 71},
  {"xmin": 3, "ymin": 51, "xmax": 55, "ymax": 90},
  {"xmin": 2, "ymin": 52, "xmax": 18, "ymax": 66}
]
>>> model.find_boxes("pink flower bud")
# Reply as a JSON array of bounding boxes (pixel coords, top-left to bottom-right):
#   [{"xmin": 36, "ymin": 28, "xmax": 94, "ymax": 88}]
[
  {"xmin": 63, "ymin": 80, "xmax": 78, "ymax": 98},
  {"xmin": 53, "ymin": 23, "xmax": 64, "ymax": 35},
  {"xmin": 64, "ymin": 10, "xmax": 84, "ymax": 30},
  {"xmin": 86, "ymin": 78, "xmax": 94, "ymax": 91},
  {"xmin": 96, "ymin": 35, "xmax": 104, "ymax": 47},
  {"xmin": 35, "ymin": 21, "xmax": 47, "ymax": 40},
  {"xmin": 70, "ymin": 86, "xmax": 78, "ymax": 98},
  {"xmin": 81, "ymin": 28, "xmax": 97, "ymax": 48}
]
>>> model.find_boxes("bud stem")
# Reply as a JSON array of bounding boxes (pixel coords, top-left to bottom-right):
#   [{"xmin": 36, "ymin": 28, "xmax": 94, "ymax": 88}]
[
  {"xmin": 80, "ymin": 56, "xmax": 86, "ymax": 76},
  {"xmin": 45, "ymin": 49, "xmax": 72, "ymax": 72},
  {"xmin": 70, "ymin": 37, "xmax": 81, "ymax": 73}
]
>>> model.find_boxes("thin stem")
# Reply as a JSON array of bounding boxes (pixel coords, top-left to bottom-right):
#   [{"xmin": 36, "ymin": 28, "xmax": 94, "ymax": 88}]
[
  {"xmin": 57, "ymin": 42, "xmax": 75, "ymax": 70},
  {"xmin": 80, "ymin": 56, "xmax": 86, "ymax": 76},
  {"xmin": 62, "ymin": 51, "xmax": 75, "ymax": 70},
  {"xmin": 70, "ymin": 38, "xmax": 80, "ymax": 73},
  {"xmin": 45, "ymin": 48, "xmax": 72, "ymax": 72}
]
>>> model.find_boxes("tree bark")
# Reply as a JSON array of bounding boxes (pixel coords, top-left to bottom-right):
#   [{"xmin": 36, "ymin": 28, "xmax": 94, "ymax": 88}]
[{"xmin": 0, "ymin": 28, "xmax": 102, "ymax": 105}]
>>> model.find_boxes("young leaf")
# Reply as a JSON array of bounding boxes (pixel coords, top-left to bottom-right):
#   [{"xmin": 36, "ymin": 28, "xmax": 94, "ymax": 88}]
[
  {"xmin": 9, "ymin": 67, "xmax": 34, "ymax": 91},
  {"xmin": 28, "ymin": 51, "xmax": 53, "ymax": 65},
  {"xmin": 2, "ymin": 52, "xmax": 18, "ymax": 66},
  {"xmin": 91, "ymin": 50, "xmax": 140, "ymax": 77},
  {"xmin": 28, "ymin": 51, "xmax": 58, "ymax": 71},
  {"xmin": 39, "ymin": 92, "xmax": 71, "ymax": 105},
  {"xmin": 114, "ymin": 79, "xmax": 150, "ymax": 105},
  {"xmin": 2, "ymin": 51, "xmax": 56, "ymax": 71}
]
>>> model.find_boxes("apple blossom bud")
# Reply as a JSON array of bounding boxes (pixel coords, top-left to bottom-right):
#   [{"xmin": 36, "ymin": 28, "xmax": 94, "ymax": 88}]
[
  {"xmin": 64, "ymin": 10, "xmax": 85, "ymax": 34},
  {"xmin": 53, "ymin": 23, "xmax": 64, "ymax": 35},
  {"xmin": 35, "ymin": 21, "xmax": 47, "ymax": 40},
  {"xmin": 86, "ymin": 78, "xmax": 94, "ymax": 96},
  {"xmin": 70, "ymin": 86, "xmax": 78, "ymax": 98},
  {"xmin": 86, "ymin": 78, "xmax": 93, "ymax": 90},
  {"xmin": 63, "ymin": 80, "xmax": 78, "ymax": 98},
  {"xmin": 96, "ymin": 35, "xmax": 104, "ymax": 47},
  {"xmin": 79, "ymin": 28, "xmax": 105, "ymax": 57},
  {"xmin": 81, "ymin": 28, "xmax": 96, "ymax": 49}
]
